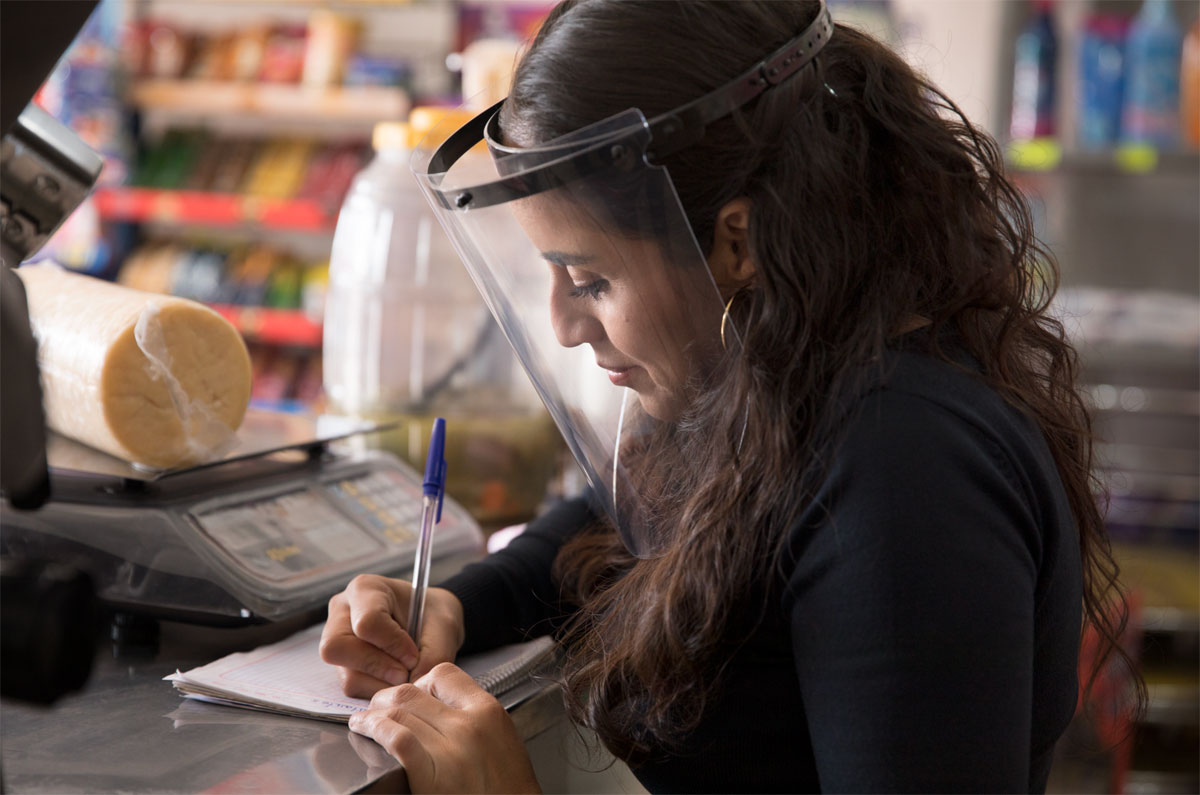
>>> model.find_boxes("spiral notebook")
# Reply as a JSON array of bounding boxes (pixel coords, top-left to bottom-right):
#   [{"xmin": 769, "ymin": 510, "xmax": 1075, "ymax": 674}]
[{"xmin": 165, "ymin": 624, "xmax": 557, "ymax": 723}]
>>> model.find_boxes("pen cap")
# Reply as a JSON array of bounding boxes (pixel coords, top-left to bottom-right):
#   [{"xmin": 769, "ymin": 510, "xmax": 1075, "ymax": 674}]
[{"xmin": 423, "ymin": 418, "xmax": 447, "ymax": 519}]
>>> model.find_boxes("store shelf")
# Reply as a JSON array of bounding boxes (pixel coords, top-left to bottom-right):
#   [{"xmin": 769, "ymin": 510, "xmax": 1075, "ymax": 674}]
[
  {"xmin": 209, "ymin": 303, "xmax": 323, "ymax": 348},
  {"xmin": 94, "ymin": 187, "xmax": 335, "ymax": 232},
  {"xmin": 129, "ymin": 80, "xmax": 410, "ymax": 122},
  {"xmin": 1007, "ymin": 141, "xmax": 1200, "ymax": 175}
]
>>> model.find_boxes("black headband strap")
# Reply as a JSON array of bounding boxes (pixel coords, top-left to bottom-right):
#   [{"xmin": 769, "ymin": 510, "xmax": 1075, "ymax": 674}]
[{"xmin": 643, "ymin": 2, "xmax": 833, "ymax": 160}]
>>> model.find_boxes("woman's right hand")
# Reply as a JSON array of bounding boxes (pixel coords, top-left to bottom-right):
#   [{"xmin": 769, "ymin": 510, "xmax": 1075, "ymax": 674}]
[{"xmin": 320, "ymin": 574, "xmax": 466, "ymax": 699}]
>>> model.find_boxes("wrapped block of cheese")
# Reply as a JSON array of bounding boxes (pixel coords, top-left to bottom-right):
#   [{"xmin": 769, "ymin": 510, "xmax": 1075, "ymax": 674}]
[{"xmin": 16, "ymin": 264, "xmax": 253, "ymax": 470}]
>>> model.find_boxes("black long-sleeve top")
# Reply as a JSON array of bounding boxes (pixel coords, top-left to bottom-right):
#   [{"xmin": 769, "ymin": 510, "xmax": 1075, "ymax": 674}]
[{"xmin": 441, "ymin": 344, "xmax": 1083, "ymax": 793}]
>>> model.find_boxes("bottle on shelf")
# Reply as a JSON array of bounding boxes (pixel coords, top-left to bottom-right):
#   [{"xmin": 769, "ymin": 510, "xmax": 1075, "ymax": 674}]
[
  {"xmin": 323, "ymin": 109, "xmax": 561, "ymax": 526},
  {"xmin": 1078, "ymin": 14, "xmax": 1128, "ymax": 150},
  {"xmin": 1182, "ymin": 18, "xmax": 1200, "ymax": 148},
  {"xmin": 1121, "ymin": 0, "xmax": 1184, "ymax": 148},
  {"xmin": 1010, "ymin": 0, "xmax": 1058, "ymax": 142}
]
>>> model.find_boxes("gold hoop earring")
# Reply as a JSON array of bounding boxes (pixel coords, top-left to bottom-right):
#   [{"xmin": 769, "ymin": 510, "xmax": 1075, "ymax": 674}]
[{"xmin": 720, "ymin": 291, "xmax": 743, "ymax": 351}]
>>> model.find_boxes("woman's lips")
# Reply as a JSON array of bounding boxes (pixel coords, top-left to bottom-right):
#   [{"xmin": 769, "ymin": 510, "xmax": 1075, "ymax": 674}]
[{"xmin": 600, "ymin": 363, "xmax": 635, "ymax": 386}]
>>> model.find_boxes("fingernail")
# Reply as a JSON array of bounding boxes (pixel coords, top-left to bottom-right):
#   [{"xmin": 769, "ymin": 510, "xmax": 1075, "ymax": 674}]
[
  {"xmin": 383, "ymin": 667, "xmax": 408, "ymax": 686},
  {"xmin": 401, "ymin": 653, "xmax": 418, "ymax": 671},
  {"xmin": 348, "ymin": 712, "xmax": 362, "ymax": 730}
]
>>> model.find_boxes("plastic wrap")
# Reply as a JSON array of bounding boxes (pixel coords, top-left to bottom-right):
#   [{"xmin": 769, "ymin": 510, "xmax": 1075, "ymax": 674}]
[{"xmin": 15, "ymin": 263, "xmax": 252, "ymax": 469}]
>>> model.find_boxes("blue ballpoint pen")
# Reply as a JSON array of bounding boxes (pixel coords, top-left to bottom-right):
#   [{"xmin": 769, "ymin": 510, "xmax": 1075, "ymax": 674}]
[{"xmin": 406, "ymin": 417, "xmax": 447, "ymax": 662}]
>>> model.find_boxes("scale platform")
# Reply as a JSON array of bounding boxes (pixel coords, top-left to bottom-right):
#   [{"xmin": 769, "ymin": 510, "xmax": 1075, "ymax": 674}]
[
  {"xmin": 2, "ymin": 410, "xmax": 485, "ymax": 625},
  {"xmin": 44, "ymin": 408, "xmax": 391, "ymax": 483}
]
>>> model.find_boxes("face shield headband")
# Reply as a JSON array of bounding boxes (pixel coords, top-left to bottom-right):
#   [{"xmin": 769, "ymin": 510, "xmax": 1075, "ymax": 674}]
[
  {"xmin": 411, "ymin": 3, "xmax": 833, "ymax": 557},
  {"xmin": 425, "ymin": 2, "xmax": 832, "ymax": 210}
]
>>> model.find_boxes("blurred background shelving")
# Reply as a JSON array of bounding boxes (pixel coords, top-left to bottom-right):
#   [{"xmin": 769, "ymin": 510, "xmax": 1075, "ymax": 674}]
[
  {"xmin": 128, "ymin": 79, "xmax": 410, "ymax": 121},
  {"xmin": 208, "ymin": 304, "xmax": 323, "ymax": 348},
  {"xmin": 94, "ymin": 187, "xmax": 337, "ymax": 231},
  {"xmin": 34, "ymin": 0, "xmax": 552, "ymax": 416}
]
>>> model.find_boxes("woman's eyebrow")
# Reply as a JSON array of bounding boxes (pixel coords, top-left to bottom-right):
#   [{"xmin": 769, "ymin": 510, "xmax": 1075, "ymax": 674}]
[{"xmin": 541, "ymin": 250, "xmax": 596, "ymax": 268}]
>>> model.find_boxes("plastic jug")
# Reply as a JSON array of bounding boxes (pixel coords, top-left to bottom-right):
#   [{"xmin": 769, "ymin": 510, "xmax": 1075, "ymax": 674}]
[{"xmin": 323, "ymin": 110, "xmax": 561, "ymax": 525}]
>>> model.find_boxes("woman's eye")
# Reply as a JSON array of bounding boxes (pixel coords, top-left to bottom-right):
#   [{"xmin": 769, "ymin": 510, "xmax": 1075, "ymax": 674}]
[{"xmin": 568, "ymin": 279, "xmax": 609, "ymax": 301}]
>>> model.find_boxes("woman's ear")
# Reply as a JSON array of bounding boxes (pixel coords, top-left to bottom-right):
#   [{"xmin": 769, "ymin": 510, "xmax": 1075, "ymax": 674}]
[{"xmin": 707, "ymin": 197, "xmax": 756, "ymax": 291}]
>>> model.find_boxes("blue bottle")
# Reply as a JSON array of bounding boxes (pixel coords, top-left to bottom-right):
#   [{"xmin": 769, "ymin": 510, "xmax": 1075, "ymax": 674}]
[
  {"xmin": 1122, "ymin": 0, "xmax": 1184, "ymax": 147},
  {"xmin": 1011, "ymin": 0, "xmax": 1058, "ymax": 141},
  {"xmin": 1078, "ymin": 15, "xmax": 1128, "ymax": 149}
]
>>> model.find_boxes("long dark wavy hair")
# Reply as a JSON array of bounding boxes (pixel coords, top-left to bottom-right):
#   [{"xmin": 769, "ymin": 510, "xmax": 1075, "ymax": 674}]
[{"xmin": 500, "ymin": 0, "xmax": 1137, "ymax": 763}]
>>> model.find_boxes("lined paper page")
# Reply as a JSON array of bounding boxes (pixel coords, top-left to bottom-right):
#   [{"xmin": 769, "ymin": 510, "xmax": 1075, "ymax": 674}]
[{"xmin": 167, "ymin": 624, "xmax": 367, "ymax": 720}]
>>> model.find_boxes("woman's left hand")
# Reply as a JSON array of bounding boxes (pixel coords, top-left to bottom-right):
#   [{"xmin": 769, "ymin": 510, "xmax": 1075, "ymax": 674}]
[{"xmin": 349, "ymin": 662, "xmax": 541, "ymax": 794}]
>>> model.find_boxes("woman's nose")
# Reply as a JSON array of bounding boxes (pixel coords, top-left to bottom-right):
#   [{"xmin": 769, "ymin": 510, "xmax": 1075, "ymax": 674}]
[{"xmin": 549, "ymin": 286, "xmax": 605, "ymax": 349}]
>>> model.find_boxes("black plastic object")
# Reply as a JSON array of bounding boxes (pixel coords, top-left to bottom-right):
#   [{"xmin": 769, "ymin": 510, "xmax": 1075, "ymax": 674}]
[
  {"xmin": 0, "ymin": 267, "xmax": 50, "ymax": 510},
  {"xmin": 1, "ymin": 556, "xmax": 100, "ymax": 704},
  {"xmin": 0, "ymin": 0, "xmax": 99, "ymax": 137}
]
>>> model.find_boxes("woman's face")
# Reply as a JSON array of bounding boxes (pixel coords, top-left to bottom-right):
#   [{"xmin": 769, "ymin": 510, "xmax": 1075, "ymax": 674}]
[{"xmin": 513, "ymin": 198, "xmax": 724, "ymax": 421}]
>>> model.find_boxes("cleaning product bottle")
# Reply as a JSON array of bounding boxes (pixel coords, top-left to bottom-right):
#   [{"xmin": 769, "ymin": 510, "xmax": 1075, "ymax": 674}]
[
  {"xmin": 1078, "ymin": 14, "xmax": 1128, "ymax": 149},
  {"xmin": 1011, "ymin": 0, "xmax": 1058, "ymax": 142},
  {"xmin": 1121, "ymin": 0, "xmax": 1184, "ymax": 147},
  {"xmin": 1182, "ymin": 18, "xmax": 1200, "ymax": 147}
]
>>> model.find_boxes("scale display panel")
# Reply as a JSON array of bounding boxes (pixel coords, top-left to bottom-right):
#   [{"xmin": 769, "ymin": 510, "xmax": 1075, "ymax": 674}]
[
  {"xmin": 189, "ymin": 468, "xmax": 434, "ymax": 589},
  {"xmin": 193, "ymin": 487, "xmax": 384, "ymax": 584}
]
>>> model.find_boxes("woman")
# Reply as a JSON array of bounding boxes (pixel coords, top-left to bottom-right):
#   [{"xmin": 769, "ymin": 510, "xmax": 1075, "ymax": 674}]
[{"xmin": 320, "ymin": 1, "xmax": 1131, "ymax": 791}]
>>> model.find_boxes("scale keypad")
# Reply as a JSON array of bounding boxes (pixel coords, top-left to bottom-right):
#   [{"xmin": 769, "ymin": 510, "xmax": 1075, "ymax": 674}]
[{"xmin": 328, "ymin": 470, "xmax": 422, "ymax": 545}]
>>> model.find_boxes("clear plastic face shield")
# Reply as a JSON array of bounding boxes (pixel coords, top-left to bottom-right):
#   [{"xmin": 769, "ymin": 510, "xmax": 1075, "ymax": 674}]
[{"xmin": 411, "ymin": 3, "xmax": 832, "ymax": 557}]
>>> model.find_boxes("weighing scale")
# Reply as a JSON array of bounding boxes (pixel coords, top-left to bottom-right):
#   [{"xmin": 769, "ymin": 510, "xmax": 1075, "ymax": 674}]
[{"xmin": 0, "ymin": 408, "xmax": 485, "ymax": 625}]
